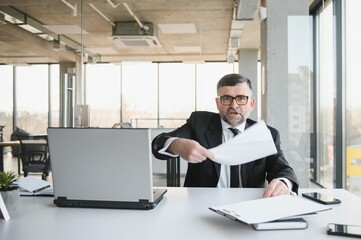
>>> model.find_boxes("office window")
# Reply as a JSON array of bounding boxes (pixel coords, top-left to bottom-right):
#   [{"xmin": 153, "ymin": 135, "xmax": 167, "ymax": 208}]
[
  {"xmin": 0, "ymin": 66, "xmax": 14, "ymax": 140},
  {"xmin": 283, "ymin": 16, "xmax": 313, "ymax": 188},
  {"xmin": 86, "ymin": 64, "xmax": 121, "ymax": 128},
  {"xmin": 122, "ymin": 62, "xmax": 158, "ymax": 128},
  {"xmin": 84, "ymin": 62, "xmax": 238, "ymax": 129},
  {"xmin": 315, "ymin": 2, "xmax": 335, "ymax": 188},
  {"xmin": 16, "ymin": 65, "xmax": 48, "ymax": 134},
  {"xmin": 345, "ymin": 0, "xmax": 361, "ymax": 197},
  {"xmin": 159, "ymin": 63, "xmax": 195, "ymax": 128}
]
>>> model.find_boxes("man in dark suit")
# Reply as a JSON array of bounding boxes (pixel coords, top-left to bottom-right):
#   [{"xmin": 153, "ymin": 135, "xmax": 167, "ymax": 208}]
[{"xmin": 152, "ymin": 73, "xmax": 299, "ymax": 197}]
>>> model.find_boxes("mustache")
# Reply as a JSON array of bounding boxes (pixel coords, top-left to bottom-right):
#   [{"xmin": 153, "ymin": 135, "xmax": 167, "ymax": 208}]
[{"xmin": 227, "ymin": 109, "xmax": 241, "ymax": 114}]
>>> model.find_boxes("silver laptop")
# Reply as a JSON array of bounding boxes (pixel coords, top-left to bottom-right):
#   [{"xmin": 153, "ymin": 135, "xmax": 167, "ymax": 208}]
[{"xmin": 47, "ymin": 127, "xmax": 167, "ymax": 210}]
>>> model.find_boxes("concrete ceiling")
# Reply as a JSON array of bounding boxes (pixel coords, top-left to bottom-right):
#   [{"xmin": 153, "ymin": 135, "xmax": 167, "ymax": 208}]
[{"xmin": 0, "ymin": 0, "xmax": 261, "ymax": 64}]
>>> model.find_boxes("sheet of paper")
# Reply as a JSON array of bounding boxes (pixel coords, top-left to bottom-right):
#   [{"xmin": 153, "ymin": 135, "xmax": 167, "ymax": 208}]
[
  {"xmin": 17, "ymin": 176, "xmax": 51, "ymax": 193},
  {"xmin": 209, "ymin": 121, "xmax": 277, "ymax": 165},
  {"xmin": 210, "ymin": 195, "xmax": 332, "ymax": 224}
]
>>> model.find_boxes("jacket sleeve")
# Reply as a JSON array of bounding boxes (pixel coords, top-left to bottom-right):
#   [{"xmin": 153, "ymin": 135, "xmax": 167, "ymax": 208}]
[
  {"xmin": 265, "ymin": 126, "xmax": 299, "ymax": 194},
  {"xmin": 152, "ymin": 134, "xmax": 175, "ymax": 160}
]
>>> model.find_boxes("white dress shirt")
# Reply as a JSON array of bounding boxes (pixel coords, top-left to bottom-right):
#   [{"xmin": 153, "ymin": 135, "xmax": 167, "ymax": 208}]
[{"xmin": 217, "ymin": 120, "xmax": 245, "ymax": 188}]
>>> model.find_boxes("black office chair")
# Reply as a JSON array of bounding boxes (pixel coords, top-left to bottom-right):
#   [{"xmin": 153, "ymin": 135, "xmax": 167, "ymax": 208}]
[{"xmin": 18, "ymin": 135, "xmax": 51, "ymax": 180}]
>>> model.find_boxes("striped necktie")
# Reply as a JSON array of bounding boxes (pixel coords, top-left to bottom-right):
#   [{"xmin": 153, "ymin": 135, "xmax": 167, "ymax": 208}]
[{"xmin": 229, "ymin": 128, "xmax": 240, "ymax": 188}]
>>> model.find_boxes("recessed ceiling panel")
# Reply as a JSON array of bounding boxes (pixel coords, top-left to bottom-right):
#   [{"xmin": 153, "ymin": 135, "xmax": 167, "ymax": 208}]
[
  {"xmin": 159, "ymin": 24, "xmax": 197, "ymax": 34},
  {"xmin": 43, "ymin": 25, "xmax": 89, "ymax": 34}
]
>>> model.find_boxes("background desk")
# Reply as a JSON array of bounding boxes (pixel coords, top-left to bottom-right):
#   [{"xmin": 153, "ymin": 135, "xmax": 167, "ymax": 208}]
[
  {"xmin": 0, "ymin": 140, "xmax": 20, "ymax": 172},
  {"xmin": 1, "ymin": 188, "xmax": 360, "ymax": 240}
]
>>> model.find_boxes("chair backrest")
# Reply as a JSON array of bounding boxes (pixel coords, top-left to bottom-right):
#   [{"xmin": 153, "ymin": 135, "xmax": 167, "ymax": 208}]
[{"xmin": 18, "ymin": 135, "xmax": 51, "ymax": 178}]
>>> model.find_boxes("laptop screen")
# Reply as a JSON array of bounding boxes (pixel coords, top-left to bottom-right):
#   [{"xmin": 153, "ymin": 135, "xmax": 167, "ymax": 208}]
[{"xmin": 47, "ymin": 128, "xmax": 155, "ymax": 204}]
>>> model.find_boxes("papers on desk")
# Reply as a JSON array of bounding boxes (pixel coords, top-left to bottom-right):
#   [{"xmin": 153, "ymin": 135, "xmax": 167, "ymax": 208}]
[
  {"xmin": 209, "ymin": 195, "xmax": 331, "ymax": 225},
  {"xmin": 17, "ymin": 176, "xmax": 54, "ymax": 196},
  {"xmin": 209, "ymin": 121, "xmax": 277, "ymax": 166}
]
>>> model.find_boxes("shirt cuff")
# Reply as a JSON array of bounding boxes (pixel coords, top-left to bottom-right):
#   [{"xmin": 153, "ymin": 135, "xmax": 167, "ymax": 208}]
[
  {"xmin": 158, "ymin": 137, "xmax": 179, "ymax": 158},
  {"xmin": 278, "ymin": 177, "xmax": 297, "ymax": 196}
]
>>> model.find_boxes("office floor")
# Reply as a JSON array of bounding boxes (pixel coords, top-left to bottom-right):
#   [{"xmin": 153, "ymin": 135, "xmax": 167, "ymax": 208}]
[{"xmin": 1, "ymin": 150, "xmax": 183, "ymax": 187}]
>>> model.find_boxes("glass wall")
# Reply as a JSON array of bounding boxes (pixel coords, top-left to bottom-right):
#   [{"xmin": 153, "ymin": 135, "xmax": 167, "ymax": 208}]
[
  {"xmin": 311, "ymin": 0, "xmax": 361, "ymax": 197},
  {"xmin": 313, "ymin": 1, "xmax": 335, "ymax": 189},
  {"xmin": 196, "ymin": 62, "xmax": 237, "ymax": 112},
  {"xmin": 85, "ymin": 64, "xmax": 121, "ymax": 128},
  {"xmin": 0, "ymin": 66, "xmax": 14, "ymax": 141},
  {"xmin": 122, "ymin": 62, "xmax": 158, "ymax": 128},
  {"xmin": 85, "ymin": 62, "xmax": 238, "ymax": 129},
  {"xmin": 286, "ymin": 15, "xmax": 313, "ymax": 188},
  {"xmin": 0, "ymin": 64, "xmax": 59, "ymax": 139},
  {"xmin": 1, "ymin": 61, "xmax": 238, "ymax": 135},
  {"xmin": 158, "ymin": 63, "xmax": 195, "ymax": 128},
  {"xmin": 15, "ymin": 65, "xmax": 49, "ymax": 134},
  {"xmin": 345, "ymin": 0, "xmax": 361, "ymax": 196}
]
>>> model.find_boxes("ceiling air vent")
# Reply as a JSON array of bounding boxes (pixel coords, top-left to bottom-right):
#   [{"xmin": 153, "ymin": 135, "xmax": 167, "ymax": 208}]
[{"xmin": 112, "ymin": 21, "xmax": 161, "ymax": 47}]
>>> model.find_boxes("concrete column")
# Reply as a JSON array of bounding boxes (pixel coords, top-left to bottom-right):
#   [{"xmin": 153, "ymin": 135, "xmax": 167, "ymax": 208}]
[{"xmin": 238, "ymin": 49, "xmax": 259, "ymax": 121}]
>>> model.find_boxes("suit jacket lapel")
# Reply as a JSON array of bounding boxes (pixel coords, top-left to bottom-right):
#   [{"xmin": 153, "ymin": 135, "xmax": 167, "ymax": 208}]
[{"xmin": 205, "ymin": 115, "xmax": 223, "ymax": 178}]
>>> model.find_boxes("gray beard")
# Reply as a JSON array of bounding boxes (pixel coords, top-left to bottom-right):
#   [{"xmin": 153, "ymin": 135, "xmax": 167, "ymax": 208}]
[{"xmin": 221, "ymin": 113, "xmax": 246, "ymax": 127}]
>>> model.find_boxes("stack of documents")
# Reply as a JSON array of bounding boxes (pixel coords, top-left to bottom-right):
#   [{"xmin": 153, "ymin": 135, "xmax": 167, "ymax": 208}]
[{"xmin": 209, "ymin": 195, "xmax": 331, "ymax": 230}]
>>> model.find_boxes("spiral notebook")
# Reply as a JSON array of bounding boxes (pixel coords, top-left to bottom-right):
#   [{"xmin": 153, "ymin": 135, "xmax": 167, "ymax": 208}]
[{"xmin": 252, "ymin": 217, "xmax": 308, "ymax": 230}]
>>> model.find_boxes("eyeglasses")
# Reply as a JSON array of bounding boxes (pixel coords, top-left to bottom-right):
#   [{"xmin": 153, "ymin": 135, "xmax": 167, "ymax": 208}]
[{"xmin": 217, "ymin": 95, "xmax": 249, "ymax": 106}]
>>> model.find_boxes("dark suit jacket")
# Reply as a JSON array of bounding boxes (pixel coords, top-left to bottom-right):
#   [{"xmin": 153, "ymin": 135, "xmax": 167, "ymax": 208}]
[{"xmin": 152, "ymin": 111, "xmax": 299, "ymax": 193}]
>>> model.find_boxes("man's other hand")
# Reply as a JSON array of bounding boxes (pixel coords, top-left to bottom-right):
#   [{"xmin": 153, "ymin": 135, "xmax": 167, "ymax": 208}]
[{"xmin": 263, "ymin": 179, "xmax": 291, "ymax": 198}]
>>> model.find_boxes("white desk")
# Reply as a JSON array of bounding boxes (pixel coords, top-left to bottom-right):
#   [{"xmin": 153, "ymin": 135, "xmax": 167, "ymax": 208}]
[{"xmin": 1, "ymin": 188, "xmax": 360, "ymax": 240}]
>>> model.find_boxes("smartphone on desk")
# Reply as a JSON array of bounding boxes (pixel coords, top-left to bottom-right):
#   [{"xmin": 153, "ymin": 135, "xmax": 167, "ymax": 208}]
[
  {"xmin": 327, "ymin": 223, "xmax": 361, "ymax": 238},
  {"xmin": 302, "ymin": 192, "xmax": 341, "ymax": 205}
]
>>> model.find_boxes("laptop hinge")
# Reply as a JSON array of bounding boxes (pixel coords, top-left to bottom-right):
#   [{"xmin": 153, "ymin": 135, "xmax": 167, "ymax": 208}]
[{"xmin": 139, "ymin": 199, "xmax": 152, "ymax": 209}]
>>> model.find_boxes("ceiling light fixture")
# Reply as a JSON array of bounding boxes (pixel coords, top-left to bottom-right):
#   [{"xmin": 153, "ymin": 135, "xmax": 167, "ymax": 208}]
[
  {"xmin": 60, "ymin": 0, "xmax": 77, "ymax": 17},
  {"xmin": 89, "ymin": 3, "xmax": 115, "ymax": 27},
  {"xmin": 37, "ymin": 33, "xmax": 55, "ymax": 41},
  {"xmin": 19, "ymin": 16, "xmax": 43, "ymax": 33},
  {"xmin": 0, "ymin": 6, "xmax": 25, "ymax": 24}
]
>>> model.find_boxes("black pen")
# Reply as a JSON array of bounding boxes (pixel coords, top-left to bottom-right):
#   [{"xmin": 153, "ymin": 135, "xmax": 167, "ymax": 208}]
[{"xmin": 33, "ymin": 185, "xmax": 51, "ymax": 193}]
